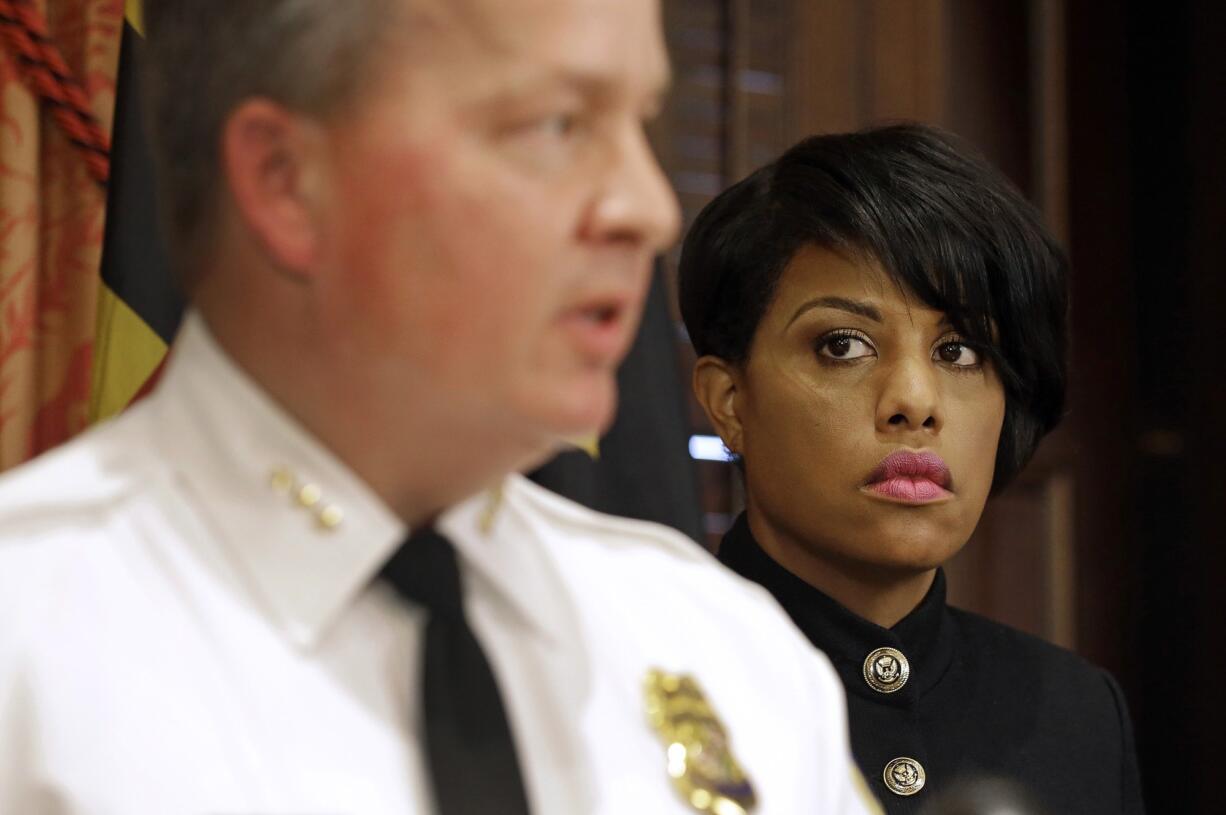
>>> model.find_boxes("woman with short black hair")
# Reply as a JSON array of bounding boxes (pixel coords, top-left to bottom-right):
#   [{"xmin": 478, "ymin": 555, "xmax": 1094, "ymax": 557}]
[{"xmin": 679, "ymin": 124, "xmax": 1144, "ymax": 814}]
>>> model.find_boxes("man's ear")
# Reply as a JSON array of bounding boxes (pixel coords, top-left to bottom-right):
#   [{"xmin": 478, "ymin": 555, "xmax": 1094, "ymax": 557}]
[
  {"xmin": 693, "ymin": 355, "xmax": 745, "ymax": 457},
  {"xmin": 221, "ymin": 99, "xmax": 328, "ymax": 277}
]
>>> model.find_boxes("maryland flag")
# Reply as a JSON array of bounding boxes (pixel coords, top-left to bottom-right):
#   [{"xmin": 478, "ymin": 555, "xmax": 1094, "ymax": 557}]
[
  {"xmin": 92, "ymin": 2, "xmax": 702, "ymax": 540},
  {"xmin": 89, "ymin": 0, "xmax": 183, "ymax": 422}
]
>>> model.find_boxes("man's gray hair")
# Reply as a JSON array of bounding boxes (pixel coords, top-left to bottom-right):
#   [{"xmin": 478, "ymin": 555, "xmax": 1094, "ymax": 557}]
[{"xmin": 142, "ymin": 0, "xmax": 404, "ymax": 277}]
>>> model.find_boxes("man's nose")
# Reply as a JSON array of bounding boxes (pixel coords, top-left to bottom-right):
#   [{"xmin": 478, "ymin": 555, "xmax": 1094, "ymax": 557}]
[{"xmin": 586, "ymin": 123, "xmax": 681, "ymax": 253}]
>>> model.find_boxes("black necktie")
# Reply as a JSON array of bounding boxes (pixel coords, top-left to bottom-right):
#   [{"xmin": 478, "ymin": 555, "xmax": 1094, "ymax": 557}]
[{"xmin": 381, "ymin": 528, "xmax": 532, "ymax": 815}]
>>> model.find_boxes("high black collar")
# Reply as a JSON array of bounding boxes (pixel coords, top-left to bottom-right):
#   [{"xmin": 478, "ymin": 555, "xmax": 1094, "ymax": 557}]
[{"xmin": 718, "ymin": 512, "xmax": 956, "ymax": 706}]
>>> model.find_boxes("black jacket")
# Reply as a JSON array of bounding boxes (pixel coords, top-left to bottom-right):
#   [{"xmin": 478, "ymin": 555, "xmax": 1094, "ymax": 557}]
[{"xmin": 718, "ymin": 513, "xmax": 1145, "ymax": 815}]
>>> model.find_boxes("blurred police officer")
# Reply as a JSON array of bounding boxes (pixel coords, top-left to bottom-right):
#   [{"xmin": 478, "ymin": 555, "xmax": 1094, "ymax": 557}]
[{"xmin": 0, "ymin": 1, "xmax": 879, "ymax": 813}]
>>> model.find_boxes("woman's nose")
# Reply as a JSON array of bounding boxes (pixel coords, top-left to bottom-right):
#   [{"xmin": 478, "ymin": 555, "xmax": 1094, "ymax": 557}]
[{"xmin": 875, "ymin": 356, "xmax": 943, "ymax": 434}]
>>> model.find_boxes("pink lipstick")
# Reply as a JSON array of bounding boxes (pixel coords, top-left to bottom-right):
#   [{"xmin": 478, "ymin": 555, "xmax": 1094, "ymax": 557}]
[{"xmin": 863, "ymin": 450, "xmax": 953, "ymax": 505}]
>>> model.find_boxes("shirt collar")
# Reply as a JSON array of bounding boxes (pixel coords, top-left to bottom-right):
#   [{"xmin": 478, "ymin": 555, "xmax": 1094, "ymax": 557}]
[
  {"xmin": 148, "ymin": 311, "xmax": 407, "ymax": 649},
  {"xmin": 718, "ymin": 512, "xmax": 956, "ymax": 705},
  {"xmin": 433, "ymin": 476, "xmax": 578, "ymax": 648},
  {"xmin": 148, "ymin": 312, "xmax": 565, "ymax": 649}
]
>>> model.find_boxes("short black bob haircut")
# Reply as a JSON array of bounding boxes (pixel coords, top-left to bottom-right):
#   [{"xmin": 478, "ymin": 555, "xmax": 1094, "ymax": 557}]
[{"xmin": 678, "ymin": 124, "xmax": 1069, "ymax": 494}]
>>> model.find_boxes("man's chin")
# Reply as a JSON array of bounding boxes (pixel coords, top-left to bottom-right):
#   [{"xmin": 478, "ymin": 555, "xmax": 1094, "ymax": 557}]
[
  {"xmin": 550, "ymin": 376, "xmax": 619, "ymax": 435},
  {"xmin": 508, "ymin": 430, "xmax": 596, "ymax": 477},
  {"xmin": 504, "ymin": 375, "xmax": 618, "ymax": 459}
]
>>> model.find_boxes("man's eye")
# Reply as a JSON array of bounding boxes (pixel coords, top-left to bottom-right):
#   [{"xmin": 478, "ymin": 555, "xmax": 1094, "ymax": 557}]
[
  {"xmin": 817, "ymin": 333, "xmax": 874, "ymax": 361},
  {"xmin": 500, "ymin": 110, "xmax": 592, "ymax": 169},
  {"xmin": 934, "ymin": 341, "xmax": 981, "ymax": 367},
  {"xmin": 534, "ymin": 113, "xmax": 580, "ymax": 139}
]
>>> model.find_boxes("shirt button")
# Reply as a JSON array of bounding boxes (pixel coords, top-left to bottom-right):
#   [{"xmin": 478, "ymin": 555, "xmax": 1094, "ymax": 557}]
[
  {"xmin": 863, "ymin": 647, "xmax": 910, "ymax": 693},
  {"xmin": 883, "ymin": 757, "xmax": 926, "ymax": 796}
]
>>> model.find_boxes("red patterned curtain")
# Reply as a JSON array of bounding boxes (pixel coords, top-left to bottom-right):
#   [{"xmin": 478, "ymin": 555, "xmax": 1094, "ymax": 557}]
[{"xmin": 0, "ymin": 0, "xmax": 121, "ymax": 471}]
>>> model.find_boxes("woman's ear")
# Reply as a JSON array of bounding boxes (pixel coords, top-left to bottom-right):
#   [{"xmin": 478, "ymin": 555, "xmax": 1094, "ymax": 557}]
[{"xmin": 693, "ymin": 355, "xmax": 745, "ymax": 457}]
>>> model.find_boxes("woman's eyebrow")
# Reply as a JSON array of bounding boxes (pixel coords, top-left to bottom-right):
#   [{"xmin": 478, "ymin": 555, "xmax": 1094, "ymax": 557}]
[{"xmin": 788, "ymin": 296, "xmax": 883, "ymax": 327}]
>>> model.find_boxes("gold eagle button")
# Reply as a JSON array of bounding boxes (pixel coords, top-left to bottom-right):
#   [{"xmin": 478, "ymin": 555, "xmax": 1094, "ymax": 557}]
[
  {"xmin": 863, "ymin": 647, "xmax": 910, "ymax": 694},
  {"xmin": 644, "ymin": 668, "xmax": 757, "ymax": 814},
  {"xmin": 883, "ymin": 756, "xmax": 926, "ymax": 796}
]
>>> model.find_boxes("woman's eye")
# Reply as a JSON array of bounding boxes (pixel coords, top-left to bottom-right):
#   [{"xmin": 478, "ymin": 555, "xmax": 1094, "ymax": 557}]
[
  {"xmin": 818, "ymin": 334, "xmax": 875, "ymax": 361},
  {"xmin": 934, "ymin": 341, "xmax": 981, "ymax": 367}
]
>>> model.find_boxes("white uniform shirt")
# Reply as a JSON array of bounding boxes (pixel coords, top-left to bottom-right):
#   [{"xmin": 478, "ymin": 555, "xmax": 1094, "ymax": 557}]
[{"xmin": 0, "ymin": 313, "xmax": 880, "ymax": 815}]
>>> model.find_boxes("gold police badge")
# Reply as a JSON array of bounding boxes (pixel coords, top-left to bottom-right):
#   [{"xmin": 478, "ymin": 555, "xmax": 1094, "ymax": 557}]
[{"xmin": 643, "ymin": 668, "xmax": 757, "ymax": 814}]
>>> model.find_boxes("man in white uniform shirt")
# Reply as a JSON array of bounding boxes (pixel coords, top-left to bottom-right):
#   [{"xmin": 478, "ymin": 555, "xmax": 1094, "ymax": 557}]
[{"xmin": 0, "ymin": 1, "xmax": 880, "ymax": 813}]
